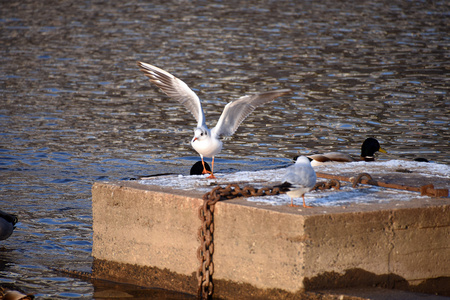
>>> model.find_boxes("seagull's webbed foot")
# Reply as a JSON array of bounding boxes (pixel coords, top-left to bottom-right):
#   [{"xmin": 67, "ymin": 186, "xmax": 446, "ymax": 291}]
[
  {"xmin": 288, "ymin": 198, "xmax": 299, "ymax": 207},
  {"xmin": 201, "ymin": 158, "xmax": 216, "ymax": 179},
  {"xmin": 288, "ymin": 197, "xmax": 313, "ymax": 208}
]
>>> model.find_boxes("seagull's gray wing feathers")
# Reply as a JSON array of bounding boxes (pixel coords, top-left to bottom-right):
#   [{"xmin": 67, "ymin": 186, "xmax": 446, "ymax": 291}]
[
  {"xmin": 211, "ymin": 89, "xmax": 291, "ymax": 137},
  {"xmin": 138, "ymin": 62, "xmax": 205, "ymax": 127},
  {"xmin": 282, "ymin": 157, "xmax": 317, "ymax": 189}
]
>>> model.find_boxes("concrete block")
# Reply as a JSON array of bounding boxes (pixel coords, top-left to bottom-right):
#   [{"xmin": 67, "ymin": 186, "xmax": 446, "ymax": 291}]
[{"xmin": 91, "ymin": 179, "xmax": 450, "ymax": 297}]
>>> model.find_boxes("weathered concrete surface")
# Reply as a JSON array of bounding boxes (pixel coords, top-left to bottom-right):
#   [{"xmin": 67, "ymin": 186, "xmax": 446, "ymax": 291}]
[
  {"xmin": 92, "ymin": 182, "xmax": 203, "ymax": 276},
  {"xmin": 92, "ymin": 180, "xmax": 450, "ymax": 297}
]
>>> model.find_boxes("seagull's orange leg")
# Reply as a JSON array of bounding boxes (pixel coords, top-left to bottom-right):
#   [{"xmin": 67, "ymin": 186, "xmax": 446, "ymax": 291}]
[
  {"xmin": 200, "ymin": 158, "xmax": 210, "ymax": 174},
  {"xmin": 200, "ymin": 156, "xmax": 216, "ymax": 179},
  {"xmin": 206, "ymin": 157, "xmax": 216, "ymax": 179},
  {"xmin": 288, "ymin": 197, "xmax": 299, "ymax": 207},
  {"xmin": 302, "ymin": 195, "xmax": 313, "ymax": 208},
  {"xmin": 288, "ymin": 196, "xmax": 312, "ymax": 208}
]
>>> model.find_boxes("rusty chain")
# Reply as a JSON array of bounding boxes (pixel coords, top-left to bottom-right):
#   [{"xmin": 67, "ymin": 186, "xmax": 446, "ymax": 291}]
[
  {"xmin": 352, "ymin": 172, "xmax": 376, "ymax": 188},
  {"xmin": 196, "ymin": 181, "xmax": 339, "ymax": 299},
  {"xmin": 317, "ymin": 172, "xmax": 448, "ymax": 197},
  {"xmin": 197, "ymin": 187, "xmax": 220, "ymax": 299},
  {"xmin": 313, "ymin": 179, "xmax": 341, "ymax": 191},
  {"xmin": 196, "ymin": 184, "xmax": 285, "ymax": 299}
]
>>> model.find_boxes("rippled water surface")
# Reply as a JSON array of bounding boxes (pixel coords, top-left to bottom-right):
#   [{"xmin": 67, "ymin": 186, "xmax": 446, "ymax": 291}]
[{"xmin": 1, "ymin": 0, "xmax": 449, "ymax": 298}]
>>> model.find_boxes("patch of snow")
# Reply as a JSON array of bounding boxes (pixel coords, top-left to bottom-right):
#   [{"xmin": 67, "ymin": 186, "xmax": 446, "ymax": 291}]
[
  {"xmin": 314, "ymin": 160, "xmax": 450, "ymax": 178},
  {"xmin": 248, "ymin": 185, "xmax": 428, "ymax": 207},
  {"xmin": 138, "ymin": 160, "xmax": 448, "ymax": 206}
]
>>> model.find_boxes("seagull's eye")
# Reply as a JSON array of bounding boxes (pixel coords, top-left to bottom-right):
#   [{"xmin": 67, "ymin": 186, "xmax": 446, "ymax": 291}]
[{"xmin": 200, "ymin": 132, "xmax": 203, "ymax": 136}]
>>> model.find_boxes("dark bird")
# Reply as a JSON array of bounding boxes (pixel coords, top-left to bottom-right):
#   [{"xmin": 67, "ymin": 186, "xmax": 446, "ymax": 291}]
[
  {"xmin": 0, "ymin": 210, "xmax": 18, "ymax": 240},
  {"xmin": 190, "ymin": 161, "xmax": 211, "ymax": 175},
  {"xmin": 307, "ymin": 137, "xmax": 387, "ymax": 166}
]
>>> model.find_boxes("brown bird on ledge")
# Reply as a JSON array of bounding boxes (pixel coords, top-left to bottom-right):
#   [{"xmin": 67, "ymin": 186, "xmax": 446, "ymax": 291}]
[{"xmin": 306, "ymin": 138, "xmax": 387, "ymax": 166}]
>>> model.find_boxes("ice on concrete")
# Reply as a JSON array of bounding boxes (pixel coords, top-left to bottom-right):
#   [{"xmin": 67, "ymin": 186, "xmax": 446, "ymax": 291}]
[
  {"xmin": 315, "ymin": 160, "xmax": 450, "ymax": 178},
  {"xmin": 138, "ymin": 160, "xmax": 449, "ymax": 207}
]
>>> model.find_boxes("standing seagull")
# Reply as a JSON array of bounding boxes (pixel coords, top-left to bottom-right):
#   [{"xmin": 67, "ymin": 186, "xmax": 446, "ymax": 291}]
[
  {"xmin": 138, "ymin": 62, "xmax": 290, "ymax": 179},
  {"xmin": 281, "ymin": 156, "xmax": 317, "ymax": 207}
]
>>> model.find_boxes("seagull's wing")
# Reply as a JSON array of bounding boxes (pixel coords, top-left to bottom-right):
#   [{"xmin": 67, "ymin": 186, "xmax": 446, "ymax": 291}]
[
  {"xmin": 211, "ymin": 89, "xmax": 291, "ymax": 137},
  {"xmin": 138, "ymin": 62, "xmax": 205, "ymax": 127},
  {"xmin": 281, "ymin": 164, "xmax": 299, "ymax": 185},
  {"xmin": 296, "ymin": 165, "xmax": 317, "ymax": 188},
  {"xmin": 282, "ymin": 160, "xmax": 316, "ymax": 189}
]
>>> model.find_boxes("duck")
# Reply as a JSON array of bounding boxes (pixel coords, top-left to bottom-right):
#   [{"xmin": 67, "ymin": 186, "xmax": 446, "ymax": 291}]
[
  {"xmin": 306, "ymin": 137, "xmax": 387, "ymax": 166},
  {"xmin": 0, "ymin": 287, "xmax": 34, "ymax": 300},
  {"xmin": 0, "ymin": 210, "xmax": 18, "ymax": 240}
]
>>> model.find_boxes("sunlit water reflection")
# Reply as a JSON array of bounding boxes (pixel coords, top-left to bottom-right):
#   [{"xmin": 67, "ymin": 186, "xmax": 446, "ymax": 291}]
[{"xmin": 1, "ymin": 0, "xmax": 449, "ymax": 298}]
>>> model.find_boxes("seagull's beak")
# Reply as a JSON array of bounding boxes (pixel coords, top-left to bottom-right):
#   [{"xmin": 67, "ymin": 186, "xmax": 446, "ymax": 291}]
[
  {"xmin": 193, "ymin": 137, "xmax": 198, "ymax": 142},
  {"xmin": 379, "ymin": 147, "xmax": 387, "ymax": 154}
]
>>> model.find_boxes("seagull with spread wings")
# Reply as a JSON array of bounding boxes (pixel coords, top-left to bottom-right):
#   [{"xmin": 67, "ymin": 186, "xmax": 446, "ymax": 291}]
[{"xmin": 138, "ymin": 62, "xmax": 290, "ymax": 178}]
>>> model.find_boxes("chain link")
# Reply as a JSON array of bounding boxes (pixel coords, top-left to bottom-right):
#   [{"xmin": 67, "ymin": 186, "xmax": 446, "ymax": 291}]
[
  {"xmin": 351, "ymin": 172, "xmax": 375, "ymax": 188},
  {"xmin": 313, "ymin": 179, "xmax": 341, "ymax": 191}
]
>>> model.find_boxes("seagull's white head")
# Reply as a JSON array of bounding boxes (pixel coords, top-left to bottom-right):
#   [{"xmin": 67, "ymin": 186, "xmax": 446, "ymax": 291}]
[
  {"xmin": 295, "ymin": 155, "xmax": 312, "ymax": 166},
  {"xmin": 192, "ymin": 127, "xmax": 209, "ymax": 143}
]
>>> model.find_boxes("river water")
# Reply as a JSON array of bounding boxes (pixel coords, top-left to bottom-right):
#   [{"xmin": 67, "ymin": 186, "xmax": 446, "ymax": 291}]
[{"xmin": 1, "ymin": 0, "xmax": 449, "ymax": 298}]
